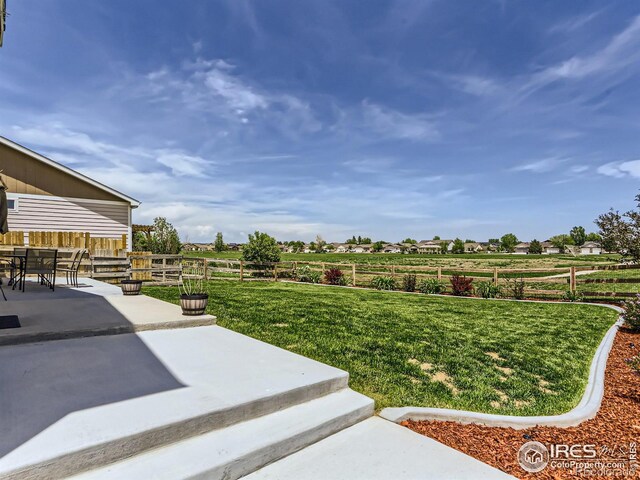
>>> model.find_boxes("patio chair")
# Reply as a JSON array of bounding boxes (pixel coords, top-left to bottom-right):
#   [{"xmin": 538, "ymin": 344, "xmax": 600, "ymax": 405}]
[
  {"xmin": 24, "ymin": 248, "xmax": 58, "ymax": 291},
  {"xmin": 57, "ymin": 248, "xmax": 88, "ymax": 287}
]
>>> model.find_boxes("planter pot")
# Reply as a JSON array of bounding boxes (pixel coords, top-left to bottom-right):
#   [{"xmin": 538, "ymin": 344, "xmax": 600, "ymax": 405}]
[
  {"xmin": 180, "ymin": 293, "xmax": 209, "ymax": 316},
  {"xmin": 121, "ymin": 279, "xmax": 143, "ymax": 296}
]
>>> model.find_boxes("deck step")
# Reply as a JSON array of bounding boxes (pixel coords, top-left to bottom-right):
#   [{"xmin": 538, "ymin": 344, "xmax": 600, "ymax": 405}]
[
  {"xmin": 70, "ymin": 389, "xmax": 374, "ymax": 480},
  {"xmin": 0, "ymin": 326, "xmax": 350, "ymax": 480}
]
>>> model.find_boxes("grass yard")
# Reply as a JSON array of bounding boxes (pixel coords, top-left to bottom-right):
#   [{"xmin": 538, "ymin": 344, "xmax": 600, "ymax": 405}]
[
  {"xmin": 184, "ymin": 251, "xmax": 619, "ymax": 270},
  {"xmin": 144, "ymin": 280, "xmax": 619, "ymax": 416}
]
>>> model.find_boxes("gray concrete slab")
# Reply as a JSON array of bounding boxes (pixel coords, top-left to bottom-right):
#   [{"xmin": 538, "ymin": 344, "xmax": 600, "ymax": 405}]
[
  {"xmin": 0, "ymin": 326, "xmax": 350, "ymax": 479},
  {"xmin": 245, "ymin": 417, "xmax": 515, "ymax": 480},
  {"xmin": 0, "ymin": 278, "xmax": 215, "ymax": 345}
]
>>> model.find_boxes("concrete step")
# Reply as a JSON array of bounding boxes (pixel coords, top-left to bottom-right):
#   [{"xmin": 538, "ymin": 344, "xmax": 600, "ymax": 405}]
[
  {"xmin": 71, "ymin": 389, "xmax": 374, "ymax": 480},
  {"xmin": 245, "ymin": 417, "xmax": 515, "ymax": 480},
  {"xmin": 0, "ymin": 326, "xmax": 351, "ymax": 480}
]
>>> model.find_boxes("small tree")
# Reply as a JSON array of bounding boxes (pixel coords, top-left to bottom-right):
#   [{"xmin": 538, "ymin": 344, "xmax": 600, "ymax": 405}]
[
  {"xmin": 451, "ymin": 238, "xmax": 465, "ymax": 254},
  {"xmin": 133, "ymin": 231, "xmax": 150, "ymax": 252},
  {"xmin": 440, "ymin": 241, "xmax": 449, "ymax": 254},
  {"xmin": 361, "ymin": 237, "xmax": 372, "ymax": 244},
  {"xmin": 570, "ymin": 226, "xmax": 587, "ymax": 246},
  {"xmin": 242, "ymin": 231, "xmax": 281, "ymax": 263},
  {"xmin": 372, "ymin": 241, "xmax": 385, "ymax": 252},
  {"xmin": 150, "ymin": 217, "xmax": 181, "ymax": 254},
  {"xmin": 500, "ymin": 233, "xmax": 519, "ymax": 253},
  {"xmin": 214, "ymin": 232, "xmax": 226, "ymax": 252},
  {"xmin": 315, "ymin": 235, "xmax": 326, "ymax": 253},
  {"xmin": 595, "ymin": 193, "xmax": 640, "ymax": 262},
  {"xmin": 549, "ymin": 234, "xmax": 574, "ymax": 253},
  {"xmin": 528, "ymin": 239, "xmax": 543, "ymax": 254},
  {"xmin": 402, "ymin": 238, "xmax": 417, "ymax": 244}
]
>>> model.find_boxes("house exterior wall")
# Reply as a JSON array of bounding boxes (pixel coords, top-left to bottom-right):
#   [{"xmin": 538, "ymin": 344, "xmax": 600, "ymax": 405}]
[{"xmin": 6, "ymin": 193, "xmax": 131, "ymax": 246}]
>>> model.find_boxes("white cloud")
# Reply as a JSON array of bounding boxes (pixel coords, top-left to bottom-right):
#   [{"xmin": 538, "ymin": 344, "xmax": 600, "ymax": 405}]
[
  {"xmin": 156, "ymin": 151, "xmax": 211, "ymax": 177},
  {"xmin": 359, "ymin": 101, "xmax": 440, "ymax": 141},
  {"xmin": 511, "ymin": 157, "xmax": 567, "ymax": 173},
  {"xmin": 597, "ymin": 160, "xmax": 640, "ymax": 178}
]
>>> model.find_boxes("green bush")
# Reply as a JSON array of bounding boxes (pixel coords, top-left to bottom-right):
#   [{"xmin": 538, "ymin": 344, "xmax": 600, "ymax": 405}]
[
  {"xmin": 402, "ymin": 274, "xmax": 417, "ymax": 292},
  {"xmin": 562, "ymin": 290, "xmax": 584, "ymax": 302},
  {"xmin": 372, "ymin": 276, "xmax": 396, "ymax": 291},
  {"xmin": 507, "ymin": 276, "xmax": 526, "ymax": 300},
  {"xmin": 242, "ymin": 231, "xmax": 281, "ymax": 263},
  {"xmin": 476, "ymin": 281, "xmax": 501, "ymax": 299},
  {"xmin": 622, "ymin": 295, "xmax": 640, "ymax": 331},
  {"xmin": 418, "ymin": 278, "xmax": 445, "ymax": 294},
  {"xmin": 295, "ymin": 265, "xmax": 321, "ymax": 284}
]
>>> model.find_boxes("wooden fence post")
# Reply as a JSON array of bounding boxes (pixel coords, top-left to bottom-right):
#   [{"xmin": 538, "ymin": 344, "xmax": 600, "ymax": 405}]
[
  {"xmin": 570, "ymin": 266, "xmax": 576, "ymax": 293},
  {"xmin": 493, "ymin": 268, "xmax": 498, "ymax": 284},
  {"xmin": 437, "ymin": 266, "xmax": 442, "ymax": 281},
  {"xmin": 240, "ymin": 260, "xmax": 244, "ymax": 281},
  {"xmin": 162, "ymin": 257, "xmax": 167, "ymax": 284},
  {"xmin": 202, "ymin": 258, "xmax": 208, "ymax": 280},
  {"xmin": 352, "ymin": 264, "xmax": 356, "ymax": 286},
  {"xmin": 274, "ymin": 263, "xmax": 278, "ymax": 282}
]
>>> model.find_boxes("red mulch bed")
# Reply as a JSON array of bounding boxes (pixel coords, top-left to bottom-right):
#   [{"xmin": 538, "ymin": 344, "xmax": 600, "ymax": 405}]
[{"xmin": 403, "ymin": 328, "xmax": 640, "ymax": 479}]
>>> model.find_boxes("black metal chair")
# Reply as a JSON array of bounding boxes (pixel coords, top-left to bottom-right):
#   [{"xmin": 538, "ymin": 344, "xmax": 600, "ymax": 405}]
[
  {"xmin": 24, "ymin": 248, "xmax": 58, "ymax": 291},
  {"xmin": 57, "ymin": 248, "xmax": 87, "ymax": 287}
]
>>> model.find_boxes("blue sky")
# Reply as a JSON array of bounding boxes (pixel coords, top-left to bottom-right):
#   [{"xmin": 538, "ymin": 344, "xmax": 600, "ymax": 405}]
[{"xmin": 1, "ymin": 1, "xmax": 639, "ymax": 243}]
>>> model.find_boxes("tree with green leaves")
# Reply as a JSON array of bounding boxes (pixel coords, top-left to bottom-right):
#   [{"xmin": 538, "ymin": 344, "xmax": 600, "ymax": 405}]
[
  {"xmin": 549, "ymin": 234, "xmax": 574, "ymax": 253},
  {"xmin": 372, "ymin": 241, "xmax": 385, "ymax": 252},
  {"xmin": 451, "ymin": 238, "xmax": 465, "ymax": 254},
  {"xmin": 440, "ymin": 241, "xmax": 449, "ymax": 254},
  {"xmin": 528, "ymin": 239, "xmax": 543, "ymax": 254},
  {"xmin": 570, "ymin": 226, "xmax": 587, "ymax": 246},
  {"xmin": 150, "ymin": 217, "xmax": 181, "ymax": 254},
  {"xmin": 402, "ymin": 238, "xmax": 417, "ymax": 244},
  {"xmin": 586, "ymin": 232, "xmax": 602, "ymax": 242},
  {"xmin": 346, "ymin": 236, "xmax": 357, "ymax": 245},
  {"xmin": 433, "ymin": 235, "xmax": 441, "ymax": 241},
  {"xmin": 242, "ymin": 231, "xmax": 281, "ymax": 263},
  {"xmin": 314, "ymin": 235, "xmax": 326, "ymax": 253},
  {"xmin": 214, "ymin": 232, "xmax": 226, "ymax": 252},
  {"xmin": 500, "ymin": 233, "xmax": 519, "ymax": 253},
  {"xmin": 595, "ymin": 193, "xmax": 640, "ymax": 262}
]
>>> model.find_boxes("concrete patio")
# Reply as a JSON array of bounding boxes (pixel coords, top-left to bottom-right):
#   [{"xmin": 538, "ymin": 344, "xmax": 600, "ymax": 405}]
[
  {"xmin": 0, "ymin": 278, "xmax": 513, "ymax": 480},
  {"xmin": 0, "ymin": 277, "xmax": 215, "ymax": 346}
]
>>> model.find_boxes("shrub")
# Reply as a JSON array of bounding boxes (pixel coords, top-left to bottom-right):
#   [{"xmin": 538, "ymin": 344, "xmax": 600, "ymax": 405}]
[
  {"xmin": 562, "ymin": 290, "xmax": 584, "ymax": 302},
  {"xmin": 372, "ymin": 276, "xmax": 396, "ymax": 291},
  {"xmin": 242, "ymin": 231, "xmax": 281, "ymax": 263},
  {"xmin": 296, "ymin": 265, "xmax": 321, "ymax": 284},
  {"xmin": 622, "ymin": 295, "xmax": 640, "ymax": 331},
  {"xmin": 418, "ymin": 278, "xmax": 445, "ymax": 294},
  {"xmin": 476, "ymin": 281, "xmax": 501, "ymax": 299},
  {"xmin": 324, "ymin": 268, "xmax": 344, "ymax": 285},
  {"xmin": 507, "ymin": 276, "xmax": 526, "ymax": 300},
  {"xmin": 450, "ymin": 275, "xmax": 474, "ymax": 296},
  {"xmin": 402, "ymin": 274, "xmax": 417, "ymax": 292}
]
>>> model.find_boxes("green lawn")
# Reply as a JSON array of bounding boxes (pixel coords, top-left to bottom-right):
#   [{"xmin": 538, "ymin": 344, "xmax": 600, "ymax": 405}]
[{"xmin": 144, "ymin": 280, "xmax": 618, "ymax": 415}]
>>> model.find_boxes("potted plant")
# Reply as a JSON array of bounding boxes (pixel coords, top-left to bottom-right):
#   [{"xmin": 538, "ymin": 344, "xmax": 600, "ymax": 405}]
[
  {"xmin": 180, "ymin": 276, "xmax": 208, "ymax": 316},
  {"xmin": 120, "ymin": 279, "xmax": 143, "ymax": 296}
]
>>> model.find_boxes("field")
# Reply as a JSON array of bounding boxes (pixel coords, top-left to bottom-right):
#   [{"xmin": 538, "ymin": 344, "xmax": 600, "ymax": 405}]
[
  {"xmin": 184, "ymin": 251, "xmax": 619, "ymax": 270},
  {"xmin": 144, "ymin": 280, "xmax": 618, "ymax": 414}
]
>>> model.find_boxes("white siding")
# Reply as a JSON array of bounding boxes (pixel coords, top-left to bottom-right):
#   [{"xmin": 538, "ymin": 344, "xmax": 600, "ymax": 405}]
[{"xmin": 7, "ymin": 194, "xmax": 130, "ymax": 242}]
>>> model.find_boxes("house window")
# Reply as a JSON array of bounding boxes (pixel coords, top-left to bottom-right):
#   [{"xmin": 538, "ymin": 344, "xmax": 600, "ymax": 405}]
[{"xmin": 6, "ymin": 198, "xmax": 17, "ymax": 212}]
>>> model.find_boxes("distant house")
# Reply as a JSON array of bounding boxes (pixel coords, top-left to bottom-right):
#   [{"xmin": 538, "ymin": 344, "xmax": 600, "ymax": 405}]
[
  {"xmin": 227, "ymin": 243, "xmax": 241, "ymax": 251},
  {"xmin": 402, "ymin": 243, "xmax": 419, "ymax": 253},
  {"xmin": 335, "ymin": 243, "xmax": 351, "ymax": 253},
  {"xmin": 514, "ymin": 242, "xmax": 530, "ymax": 254},
  {"xmin": 464, "ymin": 242, "xmax": 484, "ymax": 253},
  {"xmin": 182, "ymin": 243, "xmax": 212, "ymax": 252},
  {"xmin": 351, "ymin": 244, "xmax": 372, "ymax": 253},
  {"xmin": 580, "ymin": 241, "xmax": 603, "ymax": 255},
  {"xmin": 0, "ymin": 135, "xmax": 139, "ymax": 250},
  {"xmin": 382, "ymin": 243, "xmax": 402, "ymax": 253},
  {"xmin": 416, "ymin": 241, "xmax": 441, "ymax": 254},
  {"xmin": 541, "ymin": 241, "xmax": 560, "ymax": 255}
]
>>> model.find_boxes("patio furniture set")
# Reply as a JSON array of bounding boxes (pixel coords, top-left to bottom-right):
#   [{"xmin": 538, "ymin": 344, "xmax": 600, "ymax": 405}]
[{"xmin": 0, "ymin": 247, "xmax": 88, "ymax": 299}]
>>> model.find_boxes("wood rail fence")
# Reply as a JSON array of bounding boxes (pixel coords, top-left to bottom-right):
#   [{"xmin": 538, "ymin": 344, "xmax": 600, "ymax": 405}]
[{"xmin": 182, "ymin": 258, "xmax": 640, "ymax": 300}]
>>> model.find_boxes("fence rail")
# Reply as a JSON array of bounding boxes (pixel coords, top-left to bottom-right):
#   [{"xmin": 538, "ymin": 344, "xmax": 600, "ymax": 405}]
[{"xmin": 180, "ymin": 257, "xmax": 640, "ymax": 300}]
